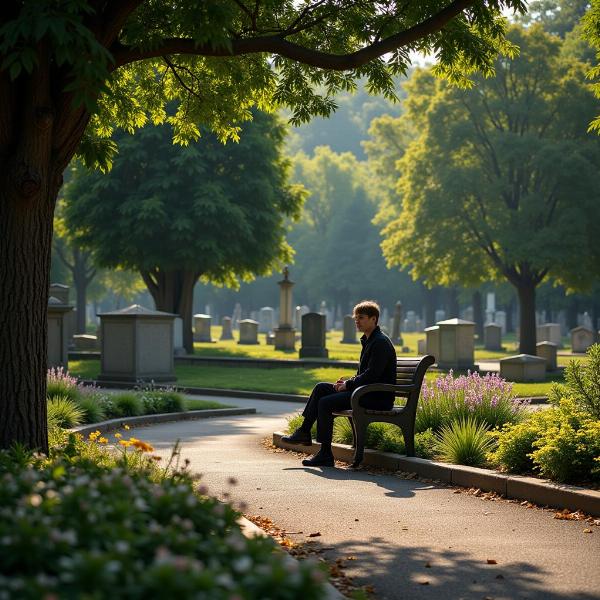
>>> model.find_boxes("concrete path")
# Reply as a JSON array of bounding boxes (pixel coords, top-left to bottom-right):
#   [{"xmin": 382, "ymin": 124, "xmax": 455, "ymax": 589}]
[{"xmin": 133, "ymin": 397, "xmax": 600, "ymax": 600}]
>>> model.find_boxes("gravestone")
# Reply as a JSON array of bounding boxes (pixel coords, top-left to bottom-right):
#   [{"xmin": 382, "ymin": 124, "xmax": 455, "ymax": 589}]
[
  {"xmin": 319, "ymin": 301, "xmax": 330, "ymax": 331},
  {"xmin": 274, "ymin": 268, "xmax": 296, "ymax": 350},
  {"xmin": 537, "ymin": 323, "xmax": 562, "ymax": 348},
  {"xmin": 258, "ymin": 307, "xmax": 275, "ymax": 334},
  {"xmin": 295, "ymin": 305, "xmax": 310, "ymax": 329},
  {"xmin": 341, "ymin": 315, "xmax": 357, "ymax": 344},
  {"xmin": 299, "ymin": 313, "xmax": 328, "ymax": 358},
  {"xmin": 72, "ymin": 334, "xmax": 99, "ymax": 351},
  {"xmin": 494, "ymin": 310, "xmax": 507, "ymax": 335},
  {"xmin": 173, "ymin": 317, "xmax": 186, "ymax": 355},
  {"xmin": 500, "ymin": 354, "xmax": 546, "ymax": 382},
  {"xmin": 536, "ymin": 342, "xmax": 557, "ymax": 372},
  {"xmin": 47, "ymin": 296, "xmax": 73, "ymax": 369},
  {"xmin": 417, "ymin": 338, "xmax": 427, "ymax": 355},
  {"xmin": 193, "ymin": 314, "xmax": 213, "ymax": 342},
  {"xmin": 232, "ymin": 303, "xmax": 242, "ymax": 330},
  {"xmin": 570, "ymin": 326, "xmax": 595, "ymax": 353},
  {"xmin": 220, "ymin": 316, "xmax": 234, "ymax": 340},
  {"xmin": 98, "ymin": 304, "xmax": 176, "ymax": 382},
  {"xmin": 404, "ymin": 310, "xmax": 417, "ymax": 333},
  {"xmin": 462, "ymin": 306, "xmax": 474, "ymax": 322},
  {"xmin": 391, "ymin": 301, "xmax": 403, "ymax": 344},
  {"xmin": 238, "ymin": 319, "xmax": 259, "ymax": 344},
  {"xmin": 484, "ymin": 323, "xmax": 502, "ymax": 351},
  {"xmin": 50, "ymin": 283, "xmax": 75, "ymax": 345},
  {"xmin": 435, "ymin": 309, "xmax": 446, "ymax": 323},
  {"xmin": 425, "ymin": 325, "xmax": 440, "ymax": 361},
  {"xmin": 436, "ymin": 318, "xmax": 475, "ymax": 370},
  {"xmin": 485, "ymin": 292, "xmax": 495, "ymax": 325}
]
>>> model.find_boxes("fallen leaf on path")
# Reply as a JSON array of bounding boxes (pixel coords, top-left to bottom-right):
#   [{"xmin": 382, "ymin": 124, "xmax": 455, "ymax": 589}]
[
  {"xmin": 308, "ymin": 532, "xmax": 321, "ymax": 537},
  {"xmin": 425, "ymin": 562, "xmax": 432, "ymax": 568},
  {"xmin": 487, "ymin": 559, "xmax": 498, "ymax": 565},
  {"xmin": 583, "ymin": 529, "xmax": 592, "ymax": 533},
  {"xmin": 417, "ymin": 580, "xmax": 430, "ymax": 585}
]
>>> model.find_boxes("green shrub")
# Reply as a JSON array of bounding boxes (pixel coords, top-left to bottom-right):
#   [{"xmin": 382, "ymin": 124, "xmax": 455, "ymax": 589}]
[
  {"xmin": 561, "ymin": 344, "xmax": 600, "ymax": 418},
  {"xmin": 0, "ymin": 437, "xmax": 327, "ymax": 598},
  {"xmin": 286, "ymin": 413, "xmax": 316, "ymax": 438},
  {"xmin": 112, "ymin": 392, "xmax": 143, "ymax": 417},
  {"xmin": 47, "ymin": 367, "xmax": 81, "ymax": 402},
  {"xmin": 141, "ymin": 390, "xmax": 185, "ymax": 414},
  {"xmin": 75, "ymin": 394, "xmax": 106, "ymax": 424},
  {"xmin": 47, "ymin": 396, "xmax": 85, "ymax": 428},
  {"xmin": 435, "ymin": 417, "xmax": 495, "ymax": 467}
]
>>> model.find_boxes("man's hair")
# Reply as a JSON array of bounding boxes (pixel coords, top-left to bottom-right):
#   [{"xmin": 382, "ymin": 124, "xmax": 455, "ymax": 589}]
[{"xmin": 353, "ymin": 300, "xmax": 380, "ymax": 324}]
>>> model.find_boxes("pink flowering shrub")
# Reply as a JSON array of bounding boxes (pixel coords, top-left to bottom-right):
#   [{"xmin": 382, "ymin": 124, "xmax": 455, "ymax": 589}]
[
  {"xmin": 46, "ymin": 366, "xmax": 81, "ymax": 401},
  {"xmin": 416, "ymin": 371, "xmax": 529, "ymax": 433}
]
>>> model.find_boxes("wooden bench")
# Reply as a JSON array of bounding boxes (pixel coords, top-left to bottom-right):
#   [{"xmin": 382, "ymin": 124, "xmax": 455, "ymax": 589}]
[{"xmin": 332, "ymin": 355, "xmax": 435, "ymax": 467}]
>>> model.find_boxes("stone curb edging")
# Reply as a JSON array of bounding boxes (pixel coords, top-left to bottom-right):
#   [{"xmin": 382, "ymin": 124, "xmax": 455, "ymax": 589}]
[
  {"xmin": 72, "ymin": 408, "xmax": 256, "ymax": 437},
  {"xmin": 273, "ymin": 432, "xmax": 600, "ymax": 517},
  {"xmin": 238, "ymin": 516, "xmax": 344, "ymax": 600}
]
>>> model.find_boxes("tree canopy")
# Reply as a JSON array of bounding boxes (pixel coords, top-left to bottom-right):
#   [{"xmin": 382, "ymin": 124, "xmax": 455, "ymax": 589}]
[
  {"xmin": 62, "ymin": 111, "xmax": 303, "ymax": 351},
  {"xmin": 373, "ymin": 24, "xmax": 600, "ymax": 354}
]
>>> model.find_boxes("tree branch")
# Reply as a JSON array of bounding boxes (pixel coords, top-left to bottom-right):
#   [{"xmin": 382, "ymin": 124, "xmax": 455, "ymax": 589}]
[{"xmin": 111, "ymin": 0, "xmax": 476, "ymax": 70}]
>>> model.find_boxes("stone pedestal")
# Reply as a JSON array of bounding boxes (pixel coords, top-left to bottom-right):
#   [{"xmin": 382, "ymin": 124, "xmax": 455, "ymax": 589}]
[
  {"xmin": 536, "ymin": 342, "xmax": 557, "ymax": 372},
  {"xmin": 299, "ymin": 313, "xmax": 328, "ymax": 358},
  {"xmin": 50, "ymin": 283, "xmax": 75, "ymax": 345},
  {"xmin": 570, "ymin": 326, "xmax": 595, "ymax": 353},
  {"xmin": 98, "ymin": 304, "xmax": 176, "ymax": 382},
  {"xmin": 425, "ymin": 326, "xmax": 440, "ymax": 361},
  {"xmin": 238, "ymin": 319, "xmax": 259, "ymax": 344},
  {"xmin": 436, "ymin": 318, "xmax": 475, "ymax": 370},
  {"xmin": 193, "ymin": 314, "xmax": 213, "ymax": 342},
  {"xmin": 220, "ymin": 317, "xmax": 234, "ymax": 340},
  {"xmin": 537, "ymin": 323, "xmax": 562, "ymax": 348},
  {"xmin": 48, "ymin": 297, "xmax": 73, "ymax": 369},
  {"xmin": 484, "ymin": 323, "xmax": 502, "ymax": 351},
  {"xmin": 341, "ymin": 315, "xmax": 357, "ymax": 344},
  {"xmin": 274, "ymin": 267, "xmax": 296, "ymax": 350},
  {"xmin": 500, "ymin": 354, "xmax": 546, "ymax": 382}
]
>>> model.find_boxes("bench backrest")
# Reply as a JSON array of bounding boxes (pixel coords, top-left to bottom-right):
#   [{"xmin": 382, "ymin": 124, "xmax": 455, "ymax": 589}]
[{"xmin": 395, "ymin": 355, "xmax": 435, "ymax": 412}]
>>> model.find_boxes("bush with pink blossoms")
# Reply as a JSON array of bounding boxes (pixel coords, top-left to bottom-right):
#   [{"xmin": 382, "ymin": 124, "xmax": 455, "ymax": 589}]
[{"xmin": 415, "ymin": 371, "xmax": 529, "ymax": 433}]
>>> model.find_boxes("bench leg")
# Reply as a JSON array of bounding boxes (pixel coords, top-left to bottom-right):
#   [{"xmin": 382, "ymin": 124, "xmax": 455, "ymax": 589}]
[
  {"xmin": 349, "ymin": 417, "xmax": 356, "ymax": 448},
  {"xmin": 351, "ymin": 420, "xmax": 367, "ymax": 468},
  {"xmin": 401, "ymin": 424, "xmax": 415, "ymax": 457}
]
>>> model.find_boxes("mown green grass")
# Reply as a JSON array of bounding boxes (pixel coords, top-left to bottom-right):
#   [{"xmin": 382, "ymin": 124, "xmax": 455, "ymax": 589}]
[{"xmin": 68, "ymin": 360, "xmax": 558, "ymax": 398}]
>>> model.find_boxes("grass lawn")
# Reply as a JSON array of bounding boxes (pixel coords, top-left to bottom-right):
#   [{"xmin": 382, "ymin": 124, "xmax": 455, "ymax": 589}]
[{"xmin": 69, "ymin": 359, "xmax": 559, "ymax": 398}]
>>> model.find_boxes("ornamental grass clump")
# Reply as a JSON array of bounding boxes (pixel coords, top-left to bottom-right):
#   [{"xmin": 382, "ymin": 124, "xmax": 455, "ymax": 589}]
[
  {"xmin": 0, "ymin": 433, "xmax": 327, "ymax": 599},
  {"xmin": 47, "ymin": 396, "xmax": 85, "ymax": 429},
  {"xmin": 435, "ymin": 417, "xmax": 495, "ymax": 467},
  {"xmin": 416, "ymin": 371, "xmax": 528, "ymax": 433}
]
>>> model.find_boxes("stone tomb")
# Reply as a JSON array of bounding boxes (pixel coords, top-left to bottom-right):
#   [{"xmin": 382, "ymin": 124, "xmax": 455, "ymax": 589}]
[
  {"xmin": 220, "ymin": 316, "xmax": 234, "ymax": 340},
  {"xmin": 238, "ymin": 319, "xmax": 259, "ymax": 345},
  {"xmin": 299, "ymin": 313, "xmax": 328, "ymax": 358},
  {"xmin": 341, "ymin": 315, "xmax": 357, "ymax": 344},
  {"xmin": 193, "ymin": 314, "xmax": 213, "ymax": 343},
  {"xmin": 484, "ymin": 323, "xmax": 502, "ymax": 351},
  {"xmin": 425, "ymin": 325, "xmax": 440, "ymax": 361},
  {"xmin": 570, "ymin": 326, "xmax": 595, "ymax": 353},
  {"xmin": 500, "ymin": 354, "xmax": 546, "ymax": 382},
  {"xmin": 536, "ymin": 341, "xmax": 557, "ymax": 372},
  {"xmin": 436, "ymin": 318, "xmax": 475, "ymax": 369},
  {"xmin": 48, "ymin": 296, "xmax": 73, "ymax": 369},
  {"xmin": 537, "ymin": 323, "xmax": 562, "ymax": 348},
  {"xmin": 98, "ymin": 304, "xmax": 176, "ymax": 382}
]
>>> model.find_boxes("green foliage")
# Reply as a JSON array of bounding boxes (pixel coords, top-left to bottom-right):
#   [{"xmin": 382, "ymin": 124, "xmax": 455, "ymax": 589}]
[
  {"xmin": 47, "ymin": 396, "xmax": 85, "ymax": 429},
  {"xmin": 74, "ymin": 394, "xmax": 106, "ymax": 424},
  {"xmin": 139, "ymin": 390, "xmax": 185, "ymax": 415},
  {"xmin": 490, "ymin": 398, "xmax": 600, "ymax": 483},
  {"xmin": 435, "ymin": 418, "xmax": 495, "ymax": 467},
  {"xmin": 47, "ymin": 367, "xmax": 81, "ymax": 403},
  {"xmin": 0, "ymin": 434, "xmax": 327, "ymax": 598},
  {"xmin": 561, "ymin": 343, "xmax": 600, "ymax": 418},
  {"xmin": 111, "ymin": 393, "xmax": 144, "ymax": 418}
]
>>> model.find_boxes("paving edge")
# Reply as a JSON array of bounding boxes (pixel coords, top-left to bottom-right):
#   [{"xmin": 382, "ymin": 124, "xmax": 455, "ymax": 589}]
[
  {"xmin": 238, "ymin": 516, "xmax": 344, "ymax": 600},
  {"xmin": 72, "ymin": 408, "xmax": 256, "ymax": 437},
  {"xmin": 273, "ymin": 432, "xmax": 600, "ymax": 517}
]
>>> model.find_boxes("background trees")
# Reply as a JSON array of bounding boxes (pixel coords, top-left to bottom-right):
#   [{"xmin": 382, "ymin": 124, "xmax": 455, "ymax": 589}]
[
  {"xmin": 373, "ymin": 24, "xmax": 600, "ymax": 354},
  {"xmin": 63, "ymin": 111, "xmax": 303, "ymax": 353}
]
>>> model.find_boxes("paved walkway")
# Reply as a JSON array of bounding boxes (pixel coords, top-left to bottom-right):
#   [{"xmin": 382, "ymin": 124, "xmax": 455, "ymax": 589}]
[{"xmin": 133, "ymin": 397, "xmax": 600, "ymax": 600}]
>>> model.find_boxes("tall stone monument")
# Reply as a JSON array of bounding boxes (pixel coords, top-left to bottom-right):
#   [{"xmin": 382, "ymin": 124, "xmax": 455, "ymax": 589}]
[
  {"xmin": 391, "ymin": 301, "xmax": 403, "ymax": 345},
  {"xmin": 299, "ymin": 313, "xmax": 328, "ymax": 358},
  {"xmin": 341, "ymin": 315, "xmax": 357, "ymax": 344},
  {"xmin": 220, "ymin": 316, "xmax": 234, "ymax": 340},
  {"xmin": 231, "ymin": 303, "xmax": 242, "ymax": 330},
  {"xmin": 274, "ymin": 267, "xmax": 296, "ymax": 351},
  {"xmin": 47, "ymin": 296, "xmax": 73, "ymax": 369}
]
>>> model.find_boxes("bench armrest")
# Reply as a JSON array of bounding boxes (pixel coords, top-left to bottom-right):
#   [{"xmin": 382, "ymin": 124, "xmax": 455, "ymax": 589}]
[{"xmin": 350, "ymin": 383, "xmax": 414, "ymax": 412}]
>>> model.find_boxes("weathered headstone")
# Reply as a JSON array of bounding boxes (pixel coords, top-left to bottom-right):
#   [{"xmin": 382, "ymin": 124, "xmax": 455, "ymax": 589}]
[
  {"xmin": 319, "ymin": 301, "xmax": 330, "ymax": 331},
  {"xmin": 48, "ymin": 296, "xmax": 73, "ymax": 369},
  {"xmin": 435, "ymin": 309, "xmax": 446, "ymax": 323},
  {"xmin": 258, "ymin": 306, "xmax": 275, "ymax": 334},
  {"xmin": 299, "ymin": 313, "xmax": 328, "ymax": 358},
  {"xmin": 484, "ymin": 323, "xmax": 502, "ymax": 351},
  {"xmin": 193, "ymin": 314, "xmax": 213, "ymax": 342},
  {"xmin": 536, "ymin": 342, "xmax": 557, "ymax": 372},
  {"xmin": 274, "ymin": 268, "xmax": 296, "ymax": 350},
  {"xmin": 485, "ymin": 292, "xmax": 495, "ymax": 325},
  {"xmin": 238, "ymin": 319, "xmax": 259, "ymax": 345},
  {"xmin": 98, "ymin": 304, "xmax": 176, "ymax": 382},
  {"xmin": 494, "ymin": 310, "xmax": 507, "ymax": 335},
  {"xmin": 231, "ymin": 303, "xmax": 242, "ymax": 330},
  {"xmin": 500, "ymin": 354, "xmax": 546, "ymax": 382},
  {"xmin": 173, "ymin": 317, "xmax": 186, "ymax": 355},
  {"xmin": 391, "ymin": 301, "xmax": 403, "ymax": 345},
  {"xmin": 341, "ymin": 315, "xmax": 357, "ymax": 344},
  {"xmin": 220, "ymin": 316, "xmax": 234, "ymax": 340},
  {"xmin": 404, "ymin": 310, "xmax": 417, "ymax": 333},
  {"xmin": 537, "ymin": 323, "xmax": 562, "ymax": 348},
  {"xmin": 435, "ymin": 318, "xmax": 475, "ymax": 370},
  {"xmin": 425, "ymin": 325, "xmax": 440, "ymax": 361},
  {"xmin": 570, "ymin": 326, "xmax": 595, "ymax": 353},
  {"xmin": 417, "ymin": 338, "xmax": 427, "ymax": 355}
]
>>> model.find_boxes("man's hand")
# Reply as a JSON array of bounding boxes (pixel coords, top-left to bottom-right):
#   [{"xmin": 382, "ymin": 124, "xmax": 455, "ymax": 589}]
[{"xmin": 334, "ymin": 380, "xmax": 347, "ymax": 392}]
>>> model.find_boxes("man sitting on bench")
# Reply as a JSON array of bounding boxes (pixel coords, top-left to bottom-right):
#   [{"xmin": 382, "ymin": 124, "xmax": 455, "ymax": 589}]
[{"xmin": 282, "ymin": 300, "xmax": 397, "ymax": 467}]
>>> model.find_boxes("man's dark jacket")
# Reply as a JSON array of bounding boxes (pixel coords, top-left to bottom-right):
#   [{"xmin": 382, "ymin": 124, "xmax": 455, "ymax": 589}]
[{"xmin": 344, "ymin": 326, "xmax": 397, "ymax": 408}]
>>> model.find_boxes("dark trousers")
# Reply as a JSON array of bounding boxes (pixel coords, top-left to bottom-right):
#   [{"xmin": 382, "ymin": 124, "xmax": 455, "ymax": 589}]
[{"xmin": 301, "ymin": 382, "xmax": 392, "ymax": 446}]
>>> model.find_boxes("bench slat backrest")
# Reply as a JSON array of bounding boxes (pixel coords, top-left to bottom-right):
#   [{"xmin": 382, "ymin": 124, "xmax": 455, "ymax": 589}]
[{"xmin": 394, "ymin": 355, "xmax": 435, "ymax": 413}]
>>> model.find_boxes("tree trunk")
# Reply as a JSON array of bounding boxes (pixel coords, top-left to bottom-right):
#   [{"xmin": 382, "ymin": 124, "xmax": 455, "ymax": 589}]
[
  {"xmin": 472, "ymin": 290, "xmax": 484, "ymax": 340},
  {"xmin": 0, "ymin": 179, "xmax": 57, "ymax": 452},
  {"xmin": 143, "ymin": 269, "xmax": 199, "ymax": 354},
  {"xmin": 516, "ymin": 281, "xmax": 537, "ymax": 355},
  {"xmin": 424, "ymin": 286, "xmax": 438, "ymax": 327},
  {"xmin": 73, "ymin": 250, "xmax": 88, "ymax": 334}
]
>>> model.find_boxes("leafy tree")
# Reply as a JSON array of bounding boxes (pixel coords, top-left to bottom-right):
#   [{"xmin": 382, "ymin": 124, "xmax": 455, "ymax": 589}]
[
  {"xmin": 0, "ymin": 0, "xmax": 525, "ymax": 451},
  {"xmin": 374, "ymin": 25, "xmax": 600, "ymax": 354},
  {"xmin": 63, "ymin": 112, "xmax": 302, "ymax": 353}
]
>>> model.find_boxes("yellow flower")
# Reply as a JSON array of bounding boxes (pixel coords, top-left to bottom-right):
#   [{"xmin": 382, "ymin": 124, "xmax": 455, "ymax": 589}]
[
  {"xmin": 124, "ymin": 424, "xmax": 130, "ymax": 430},
  {"xmin": 88, "ymin": 431, "xmax": 101, "ymax": 441},
  {"xmin": 114, "ymin": 433, "xmax": 122, "ymax": 439},
  {"xmin": 119, "ymin": 440, "xmax": 132, "ymax": 447},
  {"xmin": 99, "ymin": 437, "xmax": 108, "ymax": 444},
  {"xmin": 130, "ymin": 439, "xmax": 154, "ymax": 453}
]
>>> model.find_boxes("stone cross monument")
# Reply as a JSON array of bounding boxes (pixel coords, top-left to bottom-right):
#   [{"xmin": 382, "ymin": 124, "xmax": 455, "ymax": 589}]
[{"xmin": 274, "ymin": 267, "xmax": 296, "ymax": 350}]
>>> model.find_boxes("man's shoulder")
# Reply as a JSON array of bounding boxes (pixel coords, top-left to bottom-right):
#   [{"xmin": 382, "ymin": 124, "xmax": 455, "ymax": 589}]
[{"xmin": 372, "ymin": 330, "xmax": 396, "ymax": 351}]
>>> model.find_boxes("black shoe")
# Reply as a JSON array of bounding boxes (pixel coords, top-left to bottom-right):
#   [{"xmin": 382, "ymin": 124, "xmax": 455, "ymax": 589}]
[
  {"xmin": 302, "ymin": 452, "xmax": 335, "ymax": 467},
  {"xmin": 281, "ymin": 429, "xmax": 313, "ymax": 446}
]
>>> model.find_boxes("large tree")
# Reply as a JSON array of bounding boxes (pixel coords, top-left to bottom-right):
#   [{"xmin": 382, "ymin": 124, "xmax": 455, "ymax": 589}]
[
  {"xmin": 374, "ymin": 25, "xmax": 600, "ymax": 355},
  {"xmin": 0, "ymin": 0, "xmax": 525, "ymax": 451},
  {"xmin": 63, "ymin": 111, "xmax": 302, "ymax": 353}
]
